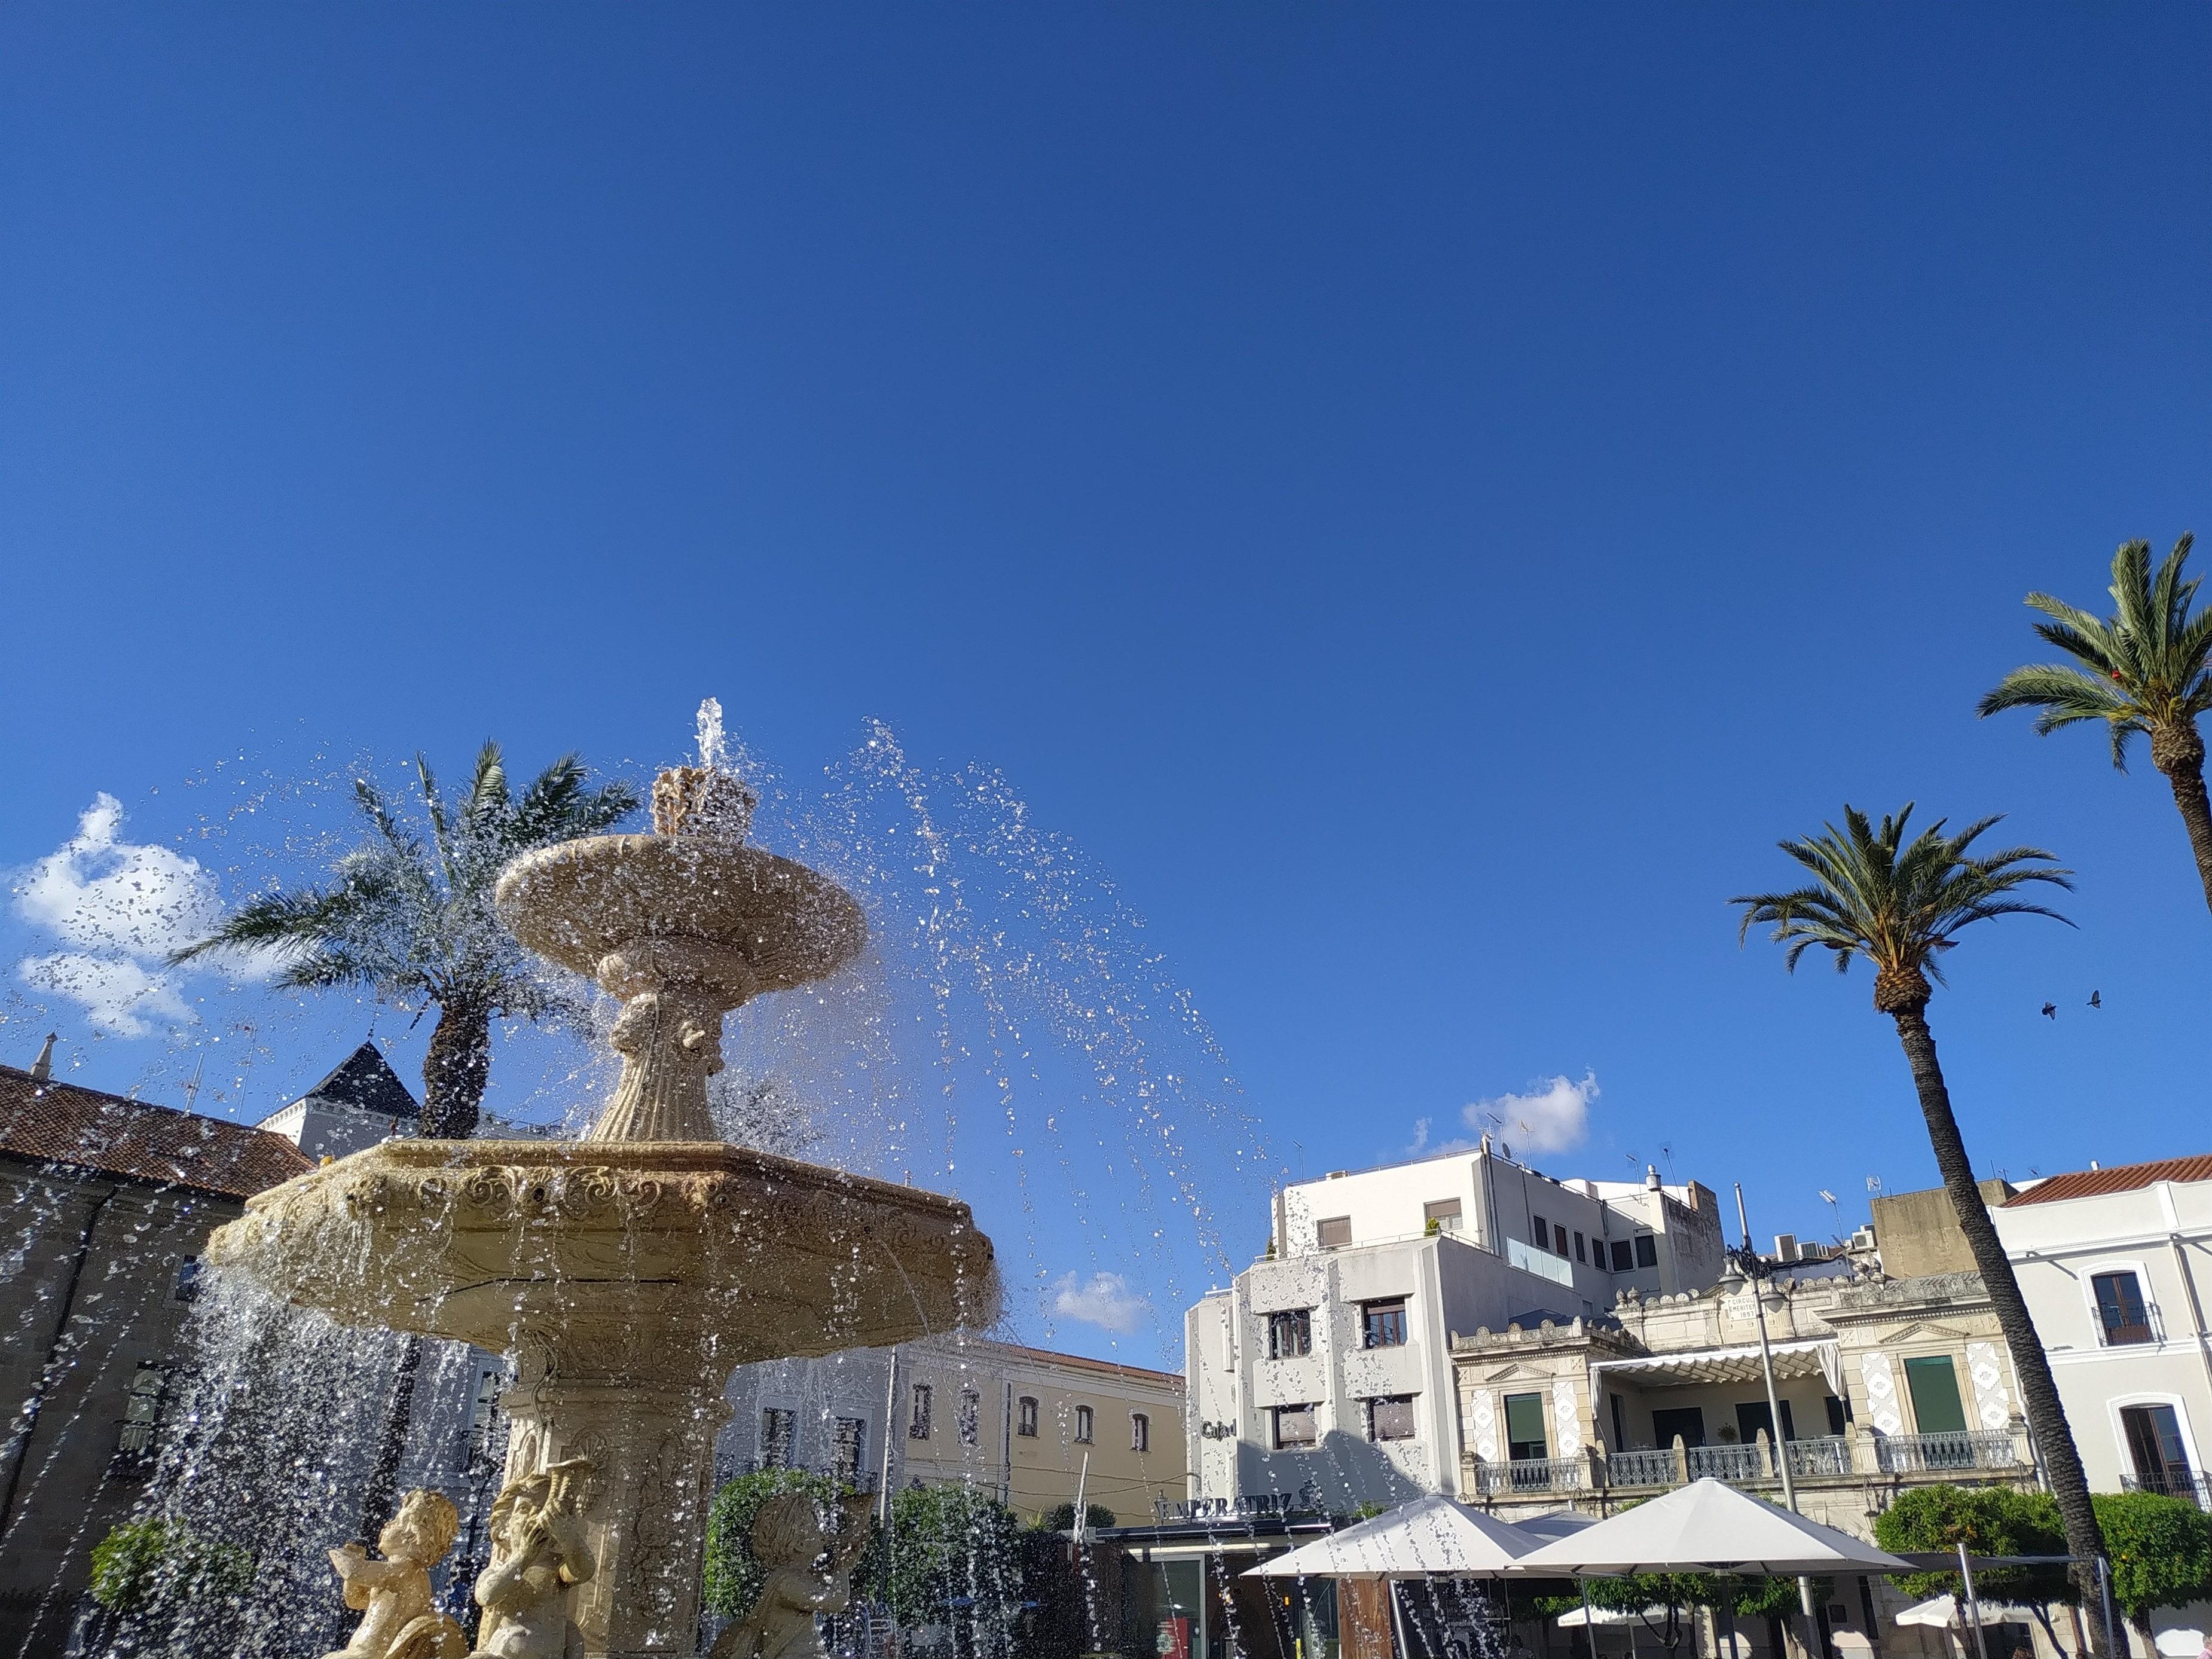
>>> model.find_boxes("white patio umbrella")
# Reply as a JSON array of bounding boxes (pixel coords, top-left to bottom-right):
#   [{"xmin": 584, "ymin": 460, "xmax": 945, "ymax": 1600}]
[
  {"xmin": 1896, "ymin": 1596, "xmax": 2033, "ymax": 1629},
  {"xmin": 1511, "ymin": 1479, "xmax": 1912, "ymax": 1576},
  {"xmin": 1557, "ymin": 1605, "xmax": 1662, "ymax": 1627},
  {"xmin": 1244, "ymin": 1493, "xmax": 1546, "ymax": 1579}
]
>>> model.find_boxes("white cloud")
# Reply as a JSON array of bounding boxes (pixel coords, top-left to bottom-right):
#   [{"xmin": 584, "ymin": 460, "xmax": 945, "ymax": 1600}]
[
  {"xmin": 1051, "ymin": 1270, "xmax": 1151, "ymax": 1334},
  {"xmin": 1461, "ymin": 1070, "xmax": 1599, "ymax": 1155},
  {"xmin": 11, "ymin": 793, "xmax": 230, "ymax": 1038},
  {"xmin": 19, "ymin": 951, "xmax": 195, "ymax": 1038},
  {"xmin": 1406, "ymin": 1116, "xmax": 1475, "ymax": 1159},
  {"xmin": 16, "ymin": 793, "xmax": 225, "ymax": 958}
]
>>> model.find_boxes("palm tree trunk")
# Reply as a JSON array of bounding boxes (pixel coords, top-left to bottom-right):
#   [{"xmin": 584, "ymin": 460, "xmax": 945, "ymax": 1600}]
[
  {"xmin": 356, "ymin": 1334, "xmax": 423, "ymax": 1546},
  {"xmin": 2156, "ymin": 753, "xmax": 2212, "ymax": 919},
  {"xmin": 1892, "ymin": 1008, "xmax": 2110, "ymax": 1652},
  {"xmin": 421, "ymin": 994, "xmax": 491, "ymax": 1139}
]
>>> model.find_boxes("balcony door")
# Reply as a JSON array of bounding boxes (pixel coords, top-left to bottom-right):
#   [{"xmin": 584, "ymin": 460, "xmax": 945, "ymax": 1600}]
[
  {"xmin": 2121, "ymin": 1404, "xmax": 2193, "ymax": 1496},
  {"xmin": 1903, "ymin": 1356, "xmax": 1968, "ymax": 1435},
  {"xmin": 1651, "ymin": 1407, "xmax": 1705, "ymax": 1449}
]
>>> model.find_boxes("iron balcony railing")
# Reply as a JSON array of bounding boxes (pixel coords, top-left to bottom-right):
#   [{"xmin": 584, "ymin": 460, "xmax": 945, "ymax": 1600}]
[
  {"xmin": 2121, "ymin": 1470, "xmax": 2211, "ymax": 1508},
  {"xmin": 1783, "ymin": 1435, "xmax": 1853, "ymax": 1478},
  {"xmin": 1874, "ymin": 1429, "xmax": 2016, "ymax": 1474},
  {"xmin": 1473, "ymin": 1455, "xmax": 1586, "ymax": 1496},
  {"xmin": 2097, "ymin": 1301, "xmax": 2165, "ymax": 1348},
  {"xmin": 1605, "ymin": 1447, "xmax": 1677, "ymax": 1488},
  {"xmin": 1685, "ymin": 1442, "xmax": 1765, "ymax": 1483}
]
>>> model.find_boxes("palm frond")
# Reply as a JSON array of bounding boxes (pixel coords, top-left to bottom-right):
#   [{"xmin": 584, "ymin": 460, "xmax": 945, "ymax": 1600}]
[
  {"xmin": 1732, "ymin": 802, "xmax": 2071, "ymax": 999},
  {"xmin": 468, "ymin": 740, "xmax": 509, "ymax": 821}
]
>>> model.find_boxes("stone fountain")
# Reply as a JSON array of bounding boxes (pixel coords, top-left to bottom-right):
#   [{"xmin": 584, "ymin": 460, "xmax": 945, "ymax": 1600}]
[{"xmin": 208, "ymin": 753, "xmax": 1000, "ymax": 1658}]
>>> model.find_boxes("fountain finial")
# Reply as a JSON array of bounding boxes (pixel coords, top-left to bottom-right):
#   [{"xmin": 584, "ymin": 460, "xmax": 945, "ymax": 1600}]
[{"xmin": 652, "ymin": 697, "xmax": 757, "ymax": 839}]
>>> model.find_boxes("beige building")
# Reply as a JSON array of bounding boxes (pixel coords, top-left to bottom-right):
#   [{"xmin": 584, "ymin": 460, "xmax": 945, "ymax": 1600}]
[
  {"xmin": 0, "ymin": 1055, "xmax": 312, "ymax": 1659},
  {"xmin": 720, "ymin": 1335, "xmax": 1186, "ymax": 1526},
  {"xmin": 1450, "ymin": 1229, "xmax": 2041, "ymax": 1656}
]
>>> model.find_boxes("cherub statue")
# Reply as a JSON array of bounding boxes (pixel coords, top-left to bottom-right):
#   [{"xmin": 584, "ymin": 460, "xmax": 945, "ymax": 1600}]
[
  {"xmin": 708, "ymin": 1489, "xmax": 875, "ymax": 1659},
  {"xmin": 469, "ymin": 1459, "xmax": 595, "ymax": 1659},
  {"xmin": 322, "ymin": 1488, "xmax": 469, "ymax": 1659}
]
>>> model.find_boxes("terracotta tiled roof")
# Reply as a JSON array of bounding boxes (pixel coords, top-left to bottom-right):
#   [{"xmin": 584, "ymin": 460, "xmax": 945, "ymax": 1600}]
[
  {"xmin": 979, "ymin": 1339, "xmax": 1184, "ymax": 1391},
  {"xmin": 2003, "ymin": 1154, "xmax": 2212, "ymax": 1207},
  {"xmin": 0, "ymin": 1064, "xmax": 313, "ymax": 1199}
]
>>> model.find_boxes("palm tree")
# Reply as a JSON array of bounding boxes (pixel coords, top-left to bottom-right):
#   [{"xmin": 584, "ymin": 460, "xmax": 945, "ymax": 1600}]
[
  {"xmin": 173, "ymin": 741, "xmax": 637, "ymax": 1137},
  {"xmin": 1979, "ymin": 534, "xmax": 2212, "ymax": 917},
  {"xmin": 1733, "ymin": 805, "xmax": 2110, "ymax": 1643}
]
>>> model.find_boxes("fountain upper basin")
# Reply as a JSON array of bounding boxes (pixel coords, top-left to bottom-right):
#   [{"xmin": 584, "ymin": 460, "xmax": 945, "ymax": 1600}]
[
  {"xmin": 206, "ymin": 1139, "xmax": 1000, "ymax": 1372},
  {"xmin": 495, "ymin": 834, "xmax": 866, "ymax": 1000}
]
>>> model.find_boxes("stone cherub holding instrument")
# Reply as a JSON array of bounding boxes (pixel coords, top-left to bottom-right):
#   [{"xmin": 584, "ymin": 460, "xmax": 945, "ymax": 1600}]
[
  {"xmin": 322, "ymin": 1487, "xmax": 469, "ymax": 1659},
  {"xmin": 469, "ymin": 1458, "xmax": 596, "ymax": 1659},
  {"xmin": 708, "ymin": 1488, "xmax": 876, "ymax": 1659}
]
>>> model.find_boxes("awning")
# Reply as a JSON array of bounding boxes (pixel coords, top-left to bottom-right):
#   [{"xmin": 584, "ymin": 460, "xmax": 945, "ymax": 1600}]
[
  {"xmin": 1590, "ymin": 1339, "xmax": 1841, "ymax": 1398},
  {"xmin": 1511, "ymin": 1479, "xmax": 1910, "ymax": 1576}
]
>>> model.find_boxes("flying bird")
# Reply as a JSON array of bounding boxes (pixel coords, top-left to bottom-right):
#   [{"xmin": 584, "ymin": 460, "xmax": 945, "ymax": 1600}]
[
  {"xmin": 2041, "ymin": 1002, "xmax": 2058, "ymax": 1020},
  {"xmin": 2088, "ymin": 990, "xmax": 2101, "ymax": 1009}
]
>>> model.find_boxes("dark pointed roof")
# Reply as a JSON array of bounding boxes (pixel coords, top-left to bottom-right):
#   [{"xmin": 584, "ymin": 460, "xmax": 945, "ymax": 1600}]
[
  {"xmin": 0, "ymin": 1065, "xmax": 313, "ymax": 1199},
  {"xmin": 301, "ymin": 1041, "xmax": 419, "ymax": 1119}
]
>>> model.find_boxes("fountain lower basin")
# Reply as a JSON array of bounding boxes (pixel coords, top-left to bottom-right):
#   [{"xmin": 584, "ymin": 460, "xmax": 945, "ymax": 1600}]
[{"xmin": 209, "ymin": 1140, "xmax": 998, "ymax": 1658}]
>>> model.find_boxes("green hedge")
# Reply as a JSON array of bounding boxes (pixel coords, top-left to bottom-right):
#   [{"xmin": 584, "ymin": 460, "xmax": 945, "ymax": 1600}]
[{"xmin": 702, "ymin": 1468, "xmax": 851, "ymax": 1621}]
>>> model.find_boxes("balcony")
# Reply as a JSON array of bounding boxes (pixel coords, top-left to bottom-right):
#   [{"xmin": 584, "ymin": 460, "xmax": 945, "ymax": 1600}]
[
  {"xmin": 2121, "ymin": 1470, "xmax": 2211, "ymax": 1509},
  {"xmin": 1465, "ymin": 1427, "xmax": 2025, "ymax": 1504},
  {"xmin": 1471, "ymin": 1455, "xmax": 1587, "ymax": 1496},
  {"xmin": 1872, "ymin": 1430, "xmax": 2017, "ymax": 1475},
  {"xmin": 2097, "ymin": 1301, "xmax": 2165, "ymax": 1348}
]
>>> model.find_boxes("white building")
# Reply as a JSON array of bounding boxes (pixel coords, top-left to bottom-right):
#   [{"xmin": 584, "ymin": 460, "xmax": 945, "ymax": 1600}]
[
  {"xmin": 255, "ymin": 1041, "xmax": 423, "ymax": 1160},
  {"xmin": 1187, "ymin": 1141, "xmax": 1728, "ymax": 1510},
  {"xmin": 1994, "ymin": 1154, "xmax": 2212, "ymax": 1505}
]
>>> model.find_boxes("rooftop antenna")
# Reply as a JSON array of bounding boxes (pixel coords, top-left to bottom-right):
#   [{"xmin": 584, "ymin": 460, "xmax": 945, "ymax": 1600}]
[
  {"xmin": 181, "ymin": 1051, "xmax": 206, "ymax": 1112},
  {"xmin": 1866, "ymin": 1174, "xmax": 1883, "ymax": 1199},
  {"xmin": 1818, "ymin": 1189, "xmax": 1841, "ymax": 1239},
  {"xmin": 1661, "ymin": 1144, "xmax": 1676, "ymax": 1184}
]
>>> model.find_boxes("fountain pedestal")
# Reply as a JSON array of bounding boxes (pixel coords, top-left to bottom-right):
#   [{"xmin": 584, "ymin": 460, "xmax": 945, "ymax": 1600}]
[{"xmin": 207, "ymin": 757, "xmax": 998, "ymax": 1658}]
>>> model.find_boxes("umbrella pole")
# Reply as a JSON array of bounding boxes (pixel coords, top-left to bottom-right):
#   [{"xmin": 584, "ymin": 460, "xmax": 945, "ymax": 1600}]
[
  {"xmin": 1736, "ymin": 1184, "xmax": 1823, "ymax": 1659},
  {"xmin": 1957, "ymin": 1542, "xmax": 1992, "ymax": 1659},
  {"xmin": 1389, "ymin": 1578, "xmax": 1411, "ymax": 1659},
  {"xmin": 1580, "ymin": 1578, "xmax": 1597, "ymax": 1659}
]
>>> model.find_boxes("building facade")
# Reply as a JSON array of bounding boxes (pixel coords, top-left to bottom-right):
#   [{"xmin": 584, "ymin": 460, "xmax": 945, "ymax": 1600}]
[
  {"xmin": 1994, "ymin": 1155, "xmax": 2212, "ymax": 1507},
  {"xmin": 0, "ymin": 1058, "xmax": 313, "ymax": 1659},
  {"xmin": 718, "ymin": 1336, "xmax": 1187, "ymax": 1526},
  {"xmin": 1187, "ymin": 1145, "xmax": 1731, "ymax": 1513}
]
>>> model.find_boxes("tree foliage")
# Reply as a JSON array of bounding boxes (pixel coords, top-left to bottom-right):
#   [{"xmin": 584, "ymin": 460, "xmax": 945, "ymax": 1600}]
[
  {"xmin": 173, "ymin": 742, "xmax": 636, "ymax": 1135},
  {"xmin": 886, "ymin": 1484, "xmax": 1026, "ymax": 1655},
  {"xmin": 1733, "ymin": 803, "xmax": 2071, "ymax": 1015},
  {"xmin": 702, "ymin": 1468, "xmax": 853, "ymax": 1622},
  {"xmin": 2089, "ymin": 1490, "xmax": 2212, "ymax": 1642},
  {"xmin": 1035, "ymin": 1501, "xmax": 1117, "ymax": 1533},
  {"xmin": 1874, "ymin": 1485, "xmax": 2073, "ymax": 1607},
  {"xmin": 1981, "ymin": 535, "xmax": 2212, "ymax": 774},
  {"xmin": 89, "ymin": 1519, "xmax": 253, "ymax": 1615}
]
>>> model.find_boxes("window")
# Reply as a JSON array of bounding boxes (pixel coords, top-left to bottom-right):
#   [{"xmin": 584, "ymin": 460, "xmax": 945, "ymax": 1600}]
[
  {"xmin": 1903, "ymin": 1356, "xmax": 1968, "ymax": 1435},
  {"xmin": 1273, "ymin": 1404, "xmax": 1318, "ymax": 1449},
  {"xmin": 173, "ymin": 1255, "xmax": 201, "ymax": 1302},
  {"xmin": 112, "ymin": 1362, "xmax": 173, "ymax": 1475},
  {"xmin": 1267, "ymin": 1309, "xmax": 1313, "ymax": 1359},
  {"xmin": 1423, "ymin": 1199, "xmax": 1462, "ymax": 1234},
  {"xmin": 835, "ymin": 1417, "xmax": 867, "ymax": 1484},
  {"xmin": 2121, "ymin": 1404, "xmax": 2194, "ymax": 1495},
  {"xmin": 1132, "ymin": 1412, "xmax": 1150, "ymax": 1453},
  {"xmin": 1610, "ymin": 1239, "xmax": 1633, "ymax": 1272},
  {"xmin": 909, "ymin": 1383, "xmax": 932, "ymax": 1440},
  {"xmin": 1634, "ymin": 1234, "xmax": 1658, "ymax": 1269},
  {"xmin": 2093, "ymin": 1271, "xmax": 2155, "ymax": 1345},
  {"xmin": 1826, "ymin": 1395, "xmax": 1850, "ymax": 1436},
  {"xmin": 1573, "ymin": 1232, "xmax": 1587, "ymax": 1264},
  {"xmin": 1074, "ymin": 1405, "xmax": 1094, "ymax": 1444},
  {"xmin": 1531, "ymin": 1214, "xmax": 1549, "ymax": 1251},
  {"xmin": 1017, "ymin": 1395, "xmax": 1038, "ymax": 1437},
  {"xmin": 1362, "ymin": 1299, "xmax": 1409, "ymax": 1349},
  {"xmin": 1554, "ymin": 1223, "xmax": 1570, "ymax": 1256},
  {"xmin": 1609, "ymin": 1392, "xmax": 1627, "ymax": 1452},
  {"xmin": 1368, "ymin": 1396, "xmax": 1416, "ymax": 1442},
  {"xmin": 1316, "ymin": 1216, "xmax": 1352, "ymax": 1249},
  {"xmin": 760, "ymin": 1407, "xmax": 796, "ymax": 1468},
  {"xmin": 958, "ymin": 1389, "xmax": 980, "ymax": 1447},
  {"xmin": 1504, "ymin": 1391, "xmax": 1548, "ymax": 1462},
  {"xmin": 1652, "ymin": 1407, "xmax": 1705, "ymax": 1449}
]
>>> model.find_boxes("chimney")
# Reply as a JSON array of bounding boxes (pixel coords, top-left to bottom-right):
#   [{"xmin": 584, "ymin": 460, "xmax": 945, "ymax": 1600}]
[
  {"xmin": 29, "ymin": 1033, "xmax": 56, "ymax": 1083},
  {"xmin": 1645, "ymin": 1164, "xmax": 1661, "ymax": 1191}
]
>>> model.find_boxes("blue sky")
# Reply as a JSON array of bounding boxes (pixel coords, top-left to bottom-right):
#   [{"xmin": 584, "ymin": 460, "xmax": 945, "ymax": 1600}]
[{"xmin": 2, "ymin": 5, "xmax": 2207, "ymax": 1362}]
